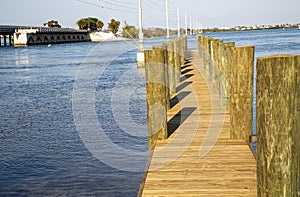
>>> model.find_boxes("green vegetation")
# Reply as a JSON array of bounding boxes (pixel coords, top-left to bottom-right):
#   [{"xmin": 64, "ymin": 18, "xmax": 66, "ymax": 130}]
[
  {"xmin": 75, "ymin": 17, "xmax": 180, "ymax": 38},
  {"xmin": 122, "ymin": 22, "xmax": 138, "ymax": 39},
  {"xmin": 108, "ymin": 19, "xmax": 121, "ymax": 35},
  {"xmin": 77, "ymin": 17, "xmax": 104, "ymax": 31},
  {"xmin": 122, "ymin": 23, "xmax": 180, "ymax": 39},
  {"xmin": 43, "ymin": 20, "xmax": 61, "ymax": 28}
]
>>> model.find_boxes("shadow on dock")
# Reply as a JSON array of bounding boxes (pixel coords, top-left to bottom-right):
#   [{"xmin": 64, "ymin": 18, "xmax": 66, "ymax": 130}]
[
  {"xmin": 170, "ymin": 91, "xmax": 191, "ymax": 108},
  {"xmin": 167, "ymin": 107, "xmax": 196, "ymax": 137},
  {"xmin": 180, "ymin": 74, "xmax": 194, "ymax": 82},
  {"xmin": 176, "ymin": 81, "xmax": 192, "ymax": 92}
]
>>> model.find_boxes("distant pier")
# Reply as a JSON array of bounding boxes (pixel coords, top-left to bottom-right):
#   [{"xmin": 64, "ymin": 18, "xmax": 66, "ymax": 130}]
[{"xmin": 0, "ymin": 25, "xmax": 91, "ymax": 46}]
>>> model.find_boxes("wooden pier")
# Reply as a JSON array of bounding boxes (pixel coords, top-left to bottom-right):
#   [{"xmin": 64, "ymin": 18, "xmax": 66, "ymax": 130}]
[
  {"xmin": 140, "ymin": 51, "xmax": 257, "ymax": 196},
  {"xmin": 139, "ymin": 36, "xmax": 299, "ymax": 196}
]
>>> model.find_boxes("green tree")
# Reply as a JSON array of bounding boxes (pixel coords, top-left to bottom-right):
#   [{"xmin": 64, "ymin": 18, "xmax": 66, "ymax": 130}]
[
  {"xmin": 122, "ymin": 23, "xmax": 138, "ymax": 39},
  {"xmin": 96, "ymin": 20, "xmax": 104, "ymax": 31},
  {"xmin": 77, "ymin": 17, "xmax": 104, "ymax": 31},
  {"xmin": 77, "ymin": 19, "xmax": 86, "ymax": 30},
  {"xmin": 108, "ymin": 19, "xmax": 120, "ymax": 34},
  {"xmin": 44, "ymin": 20, "xmax": 61, "ymax": 28}
]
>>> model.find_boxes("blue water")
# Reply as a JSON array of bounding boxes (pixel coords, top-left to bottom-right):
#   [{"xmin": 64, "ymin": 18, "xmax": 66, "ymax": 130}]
[{"xmin": 0, "ymin": 29, "xmax": 299, "ymax": 196}]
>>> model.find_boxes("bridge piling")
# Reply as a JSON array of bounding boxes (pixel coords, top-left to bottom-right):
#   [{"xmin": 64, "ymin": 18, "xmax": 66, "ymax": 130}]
[
  {"xmin": 3, "ymin": 34, "xmax": 7, "ymax": 46},
  {"xmin": 9, "ymin": 35, "xmax": 12, "ymax": 46}
]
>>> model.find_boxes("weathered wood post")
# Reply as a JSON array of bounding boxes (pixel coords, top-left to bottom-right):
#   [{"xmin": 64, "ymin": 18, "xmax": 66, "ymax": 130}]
[
  {"xmin": 211, "ymin": 39, "xmax": 222, "ymax": 92},
  {"xmin": 180, "ymin": 37, "xmax": 185, "ymax": 66},
  {"xmin": 256, "ymin": 55, "xmax": 300, "ymax": 196},
  {"xmin": 153, "ymin": 45, "xmax": 170, "ymax": 109},
  {"xmin": 202, "ymin": 36, "xmax": 211, "ymax": 71},
  {"xmin": 144, "ymin": 48, "xmax": 168, "ymax": 151},
  {"xmin": 197, "ymin": 35, "xmax": 205, "ymax": 67},
  {"xmin": 202, "ymin": 36, "xmax": 209, "ymax": 71},
  {"xmin": 219, "ymin": 42, "xmax": 235, "ymax": 108},
  {"xmin": 197, "ymin": 35, "xmax": 202, "ymax": 56},
  {"xmin": 173, "ymin": 40, "xmax": 181, "ymax": 86},
  {"xmin": 183, "ymin": 36, "xmax": 188, "ymax": 61},
  {"xmin": 230, "ymin": 46, "xmax": 254, "ymax": 139},
  {"xmin": 217, "ymin": 41, "xmax": 225, "ymax": 108},
  {"xmin": 167, "ymin": 41, "xmax": 176, "ymax": 96},
  {"xmin": 178, "ymin": 38, "xmax": 183, "ymax": 66},
  {"xmin": 208, "ymin": 37, "xmax": 215, "ymax": 82}
]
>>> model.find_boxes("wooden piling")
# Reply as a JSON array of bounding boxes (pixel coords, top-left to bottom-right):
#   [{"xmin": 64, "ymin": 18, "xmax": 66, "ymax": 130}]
[
  {"xmin": 183, "ymin": 36, "xmax": 188, "ymax": 60},
  {"xmin": 180, "ymin": 37, "xmax": 185, "ymax": 66},
  {"xmin": 197, "ymin": 35, "xmax": 205, "ymax": 67},
  {"xmin": 219, "ymin": 42, "xmax": 235, "ymax": 108},
  {"xmin": 167, "ymin": 41, "xmax": 176, "ymax": 96},
  {"xmin": 210, "ymin": 39, "xmax": 222, "ymax": 92},
  {"xmin": 230, "ymin": 46, "xmax": 254, "ymax": 140},
  {"xmin": 173, "ymin": 40, "xmax": 181, "ymax": 86},
  {"xmin": 153, "ymin": 46, "xmax": 170, "ymax": 109},
  {"xmin": 204, "ymin": 36, "xmax": 210, "ymax": 71},
  {"xmin": 208, "ymin": 37, "xmax": 215, "ymax": 82},
  {"xmin": 197, "ymin": 35, "xmax": 202, "ymax": 55},
  {"xmin": 144, "ymin": 49, "xmax": 168, "ymax": 151},
  {"xmin": 256, "ymin": 55, "xmax": 300, "ymax": 196}
]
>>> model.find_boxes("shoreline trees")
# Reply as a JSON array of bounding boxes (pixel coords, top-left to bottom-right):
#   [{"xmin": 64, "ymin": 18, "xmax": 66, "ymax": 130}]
[
  {"xmin": 108, "ymin": 19, "xmax": 121, "ymax": 35},
  {"xmin": 44, "ymin": 20, "xmax": 61, "ymax": 28},
  {"xmin": 77, "ymin": 17, "xmax": 104, "ymax": 31}
]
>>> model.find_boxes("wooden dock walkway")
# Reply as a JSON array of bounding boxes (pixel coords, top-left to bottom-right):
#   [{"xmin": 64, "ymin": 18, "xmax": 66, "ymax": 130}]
[{"xmin": 140, "ymin": 51, "xmax": 257, "ymax": 196}]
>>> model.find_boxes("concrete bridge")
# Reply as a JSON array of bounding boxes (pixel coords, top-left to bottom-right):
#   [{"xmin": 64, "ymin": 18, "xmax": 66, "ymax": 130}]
[
  {"xmin": 0, "ymin": 25, "xmax": 91, "ymax": 46},
  {"xmin": 0, "ymin": 25, "xmax": 16, "ymax": 46}
]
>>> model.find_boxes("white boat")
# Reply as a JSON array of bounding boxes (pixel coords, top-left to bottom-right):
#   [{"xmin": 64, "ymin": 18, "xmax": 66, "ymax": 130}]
[{"xmin": 89, "ymin": 32, "xmax": 117, "ymax": 42}]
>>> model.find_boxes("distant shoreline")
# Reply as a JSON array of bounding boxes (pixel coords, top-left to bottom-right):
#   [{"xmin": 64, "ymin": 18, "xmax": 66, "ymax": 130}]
[{"xmin": 202, "ymin": 25, "xmax": 300, "ymax": 33}]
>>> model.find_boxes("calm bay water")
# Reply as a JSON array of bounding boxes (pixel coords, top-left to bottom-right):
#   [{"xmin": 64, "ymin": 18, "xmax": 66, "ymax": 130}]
[{"xmin": 0, "ymin": 29, "xmax": 299, "ymax": 196}]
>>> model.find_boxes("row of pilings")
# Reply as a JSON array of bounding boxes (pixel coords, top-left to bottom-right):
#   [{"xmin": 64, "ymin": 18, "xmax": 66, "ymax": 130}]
[
  {"xmin": 197, "ymin": 35, "xmax": 299, "ymax": 197},
  {"xmin": 144, "ymin": 36, "xmax": 187, "ymax": 151}
]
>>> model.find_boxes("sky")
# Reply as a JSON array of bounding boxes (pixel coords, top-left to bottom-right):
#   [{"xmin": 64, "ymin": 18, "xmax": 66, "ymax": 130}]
[{"xmin": 0, "ymin": 0, "xmax": 299, "ymax": 29}]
